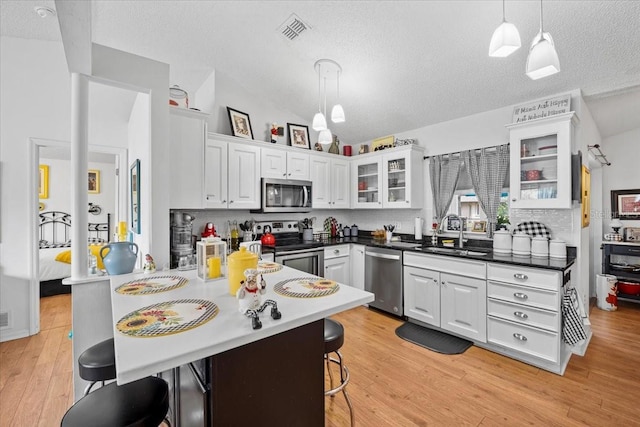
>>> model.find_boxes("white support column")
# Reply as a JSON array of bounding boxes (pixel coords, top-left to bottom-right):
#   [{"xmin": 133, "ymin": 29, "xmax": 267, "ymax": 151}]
[{"xmin": 71, "ymin": 72, "xmax": 89, "ymax": 279}]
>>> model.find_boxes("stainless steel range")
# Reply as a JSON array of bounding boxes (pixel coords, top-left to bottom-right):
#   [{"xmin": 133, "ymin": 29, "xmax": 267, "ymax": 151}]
[{"xmin": 255, "ymin": 220, "xmax": 324, "ymax": 276}]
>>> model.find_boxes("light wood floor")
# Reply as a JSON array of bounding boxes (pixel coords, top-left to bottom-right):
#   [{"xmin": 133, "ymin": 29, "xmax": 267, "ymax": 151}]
[{"xmin": 1, "ymin": 295, "xmax": 639, "ymax": 426}]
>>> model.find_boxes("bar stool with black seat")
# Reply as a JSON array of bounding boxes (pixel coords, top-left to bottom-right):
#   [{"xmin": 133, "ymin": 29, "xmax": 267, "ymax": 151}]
[
  {"xmin": 61, "ymin": 375, "xmax": 170, "ymax": 427},
  {"xmin": 324, "ymin": 318, "xmax": 355, "ymax": 426},
  {"xmin": 78, "ymin": 338, "xmax": 116, "ymax": 396}
]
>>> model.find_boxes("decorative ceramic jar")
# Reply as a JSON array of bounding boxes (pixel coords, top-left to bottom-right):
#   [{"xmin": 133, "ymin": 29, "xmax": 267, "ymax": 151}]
[
  {"xmin": 227, "ymin": 247, "xmax": 258, "ymax": 296},
  {"xmin": 100, "ymin": 242, "xmax": 139, "ymax": 275}
]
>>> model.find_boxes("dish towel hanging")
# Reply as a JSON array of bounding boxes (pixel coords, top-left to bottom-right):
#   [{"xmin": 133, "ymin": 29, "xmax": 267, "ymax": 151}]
[{"xmin": 562, "ymin": 287, "xmax": 587, "ymax": 345}]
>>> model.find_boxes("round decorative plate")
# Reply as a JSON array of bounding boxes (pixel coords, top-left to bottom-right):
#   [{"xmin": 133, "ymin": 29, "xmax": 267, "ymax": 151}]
[
  {"xmin": 257, "ymin": 261, "xmax": 282, "ymax": 274},
  {"xmin": 274, "ymin": 277, "xmax": 339, "ymax": 298},
  {"xmin": 116, "ymin": 299, "xmax": 218, "ymax": 337},
  {"xmin": 115, "ymin": 275, "xmax": 189, "ymax": 295}
]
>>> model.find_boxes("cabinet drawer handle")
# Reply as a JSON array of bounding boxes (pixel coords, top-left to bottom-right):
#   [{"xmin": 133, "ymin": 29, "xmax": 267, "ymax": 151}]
[
  {"xmin": 513, "ymin": 333, "xmax": 528, "ymax": 341},
  {"xmin": 514, "ymin": 311, "xmax": 529, "ymax": 319},
  {"xmin": 513, "ymin": 273, "xmax": 528, "ymax": 280},
  {"xmin": 628, "ymin": 249, "xmax": 640, "ymax": 254},
  {"xmin": 513, "ymin": 292, "xmax": 528, "ymax": 300},
  {"xmin": 334, "ymin": 249, "xmax": 339, "ymax": 254}
]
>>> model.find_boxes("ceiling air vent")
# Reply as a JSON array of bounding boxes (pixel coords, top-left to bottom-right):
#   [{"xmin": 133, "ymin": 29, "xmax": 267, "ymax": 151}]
[{"xmin": 278, "ymin": 13, "xmax": 310, "ymax": 41}]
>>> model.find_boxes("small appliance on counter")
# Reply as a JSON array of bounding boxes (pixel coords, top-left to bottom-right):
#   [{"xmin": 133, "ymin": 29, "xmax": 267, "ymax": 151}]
[{"xmin": 170, "ymin": 212, "xmax": 196, "ymax": 269}]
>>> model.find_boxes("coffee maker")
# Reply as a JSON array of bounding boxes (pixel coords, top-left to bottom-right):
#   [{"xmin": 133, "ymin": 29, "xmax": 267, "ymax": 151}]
[{"xmin": 170, "ymin": 212, "xmax": 196, "ymax": 269}]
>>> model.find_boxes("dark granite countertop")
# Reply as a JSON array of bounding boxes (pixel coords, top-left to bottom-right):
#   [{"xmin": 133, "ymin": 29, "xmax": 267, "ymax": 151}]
[{"xmin": 314, "ymin": 234, "xmax": 576, "ymax": 272}]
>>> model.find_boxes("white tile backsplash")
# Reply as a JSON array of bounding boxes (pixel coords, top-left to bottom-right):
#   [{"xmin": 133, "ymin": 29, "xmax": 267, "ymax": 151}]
[{"xmin": 510, "ymin": 208, "xmax": 574, "ymax": 243}]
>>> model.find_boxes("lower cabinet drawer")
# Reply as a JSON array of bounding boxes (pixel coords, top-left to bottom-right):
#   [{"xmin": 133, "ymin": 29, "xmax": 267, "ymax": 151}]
[
  {"xmin": 488, "ymin": 317, "xmax": 559, "ymax": 363},
  {"xmin": 488, "ymin": 298, "xmax": 559, "ymax": 332},
  {"xmin": 487, "ymin": 281, "xmax": 558, "ymax": 311}
]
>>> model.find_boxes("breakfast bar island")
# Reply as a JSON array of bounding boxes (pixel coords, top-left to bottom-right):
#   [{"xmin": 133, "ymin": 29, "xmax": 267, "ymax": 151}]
[{"xmin": 104, "ymin": 265, "xmax": 373, "ymax": 426}]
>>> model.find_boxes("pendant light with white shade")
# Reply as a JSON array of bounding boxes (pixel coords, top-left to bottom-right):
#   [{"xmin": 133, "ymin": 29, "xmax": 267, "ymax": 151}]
[
  {"xmin": 318, "ymin": 76, "xmax": 332, "ymax": 145},
  {"xmin": 526, "ymin": 0, "xmax": 560, "ymax": 80},
  {"xmin": 331, "ymin": 69, "xmax": 345, "ymax": 123},
  {"xmin": 312, "ymin": 64, "xmax": 327, "ymax": 131},
  {"xmin": 488, "ymin": 0, "xmax": 521, "ymax": 57},
  {"xmin": 313, "ymin": 59, "xmax": 345, "ymax": 144}
]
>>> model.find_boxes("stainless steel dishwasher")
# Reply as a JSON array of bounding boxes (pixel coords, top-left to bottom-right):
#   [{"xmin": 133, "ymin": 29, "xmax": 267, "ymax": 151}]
[{"xmin": 365, "ymin": 246, "xmax": 403, "ymax": 316}]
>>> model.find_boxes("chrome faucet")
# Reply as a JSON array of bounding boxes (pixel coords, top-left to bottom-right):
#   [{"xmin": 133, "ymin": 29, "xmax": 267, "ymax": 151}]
[{"xmin": 438, "ymin": 214, "xmax": 467, "ymax": 248}]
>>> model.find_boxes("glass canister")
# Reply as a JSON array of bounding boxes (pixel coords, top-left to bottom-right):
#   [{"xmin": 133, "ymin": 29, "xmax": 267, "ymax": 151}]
[
  {"xmin": 196, "ymin": 238, "xmax": 227, "ymax": 281},
  {"xmin": 227, "ymin": 246, "xmax": 258, "ymax": 296},
  {"xmin": 169, "ymin": 85, "xmax": 189, "ymax": 108}
]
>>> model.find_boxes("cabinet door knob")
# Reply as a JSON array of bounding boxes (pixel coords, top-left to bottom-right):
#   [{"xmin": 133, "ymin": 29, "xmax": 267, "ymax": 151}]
[
  {"xmin": 514, "ymin": 311, "xmax": 529, "ymax": 319},
  {"xmin": 512, "ymin": 198, "xmax": 517, "ymax": 202},
  {"xmin": 433, "ymin": 279, "xmax": 438, "ymax": 283},
  {"xmin": 513, "ymin": 333, "xmax": 528, "ymax": 341},
  {"xmin": 334, "ymin": 249, "xmax": 339, "ymax": 254},
  {"xmin": 406, "ymin": 200, "xmax": 410, "ymax": 203},
  {"xmin": 513, "ymin": 292, "xmax": 528, "ymax": 300},
  {"xmin": 441, "ymin": 281, "xmax": 446, "ymax": 285},
  {"xmin": 513, "ymin": 273, "xmax": 528, "ymax": 280},
  {"xmin": 229, "ymin": 200, "xmax": 234, "ymax": 204},
  {"xmin": 221, "ymin": 200, "xmax": 226, "ymax": 204},
  {"xmin": 283, "ymin": 173, "xmax": 287, "ymax": 177}
]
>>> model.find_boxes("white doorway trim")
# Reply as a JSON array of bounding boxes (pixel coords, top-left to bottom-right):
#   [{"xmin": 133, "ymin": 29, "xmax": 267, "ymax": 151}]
[{"xmin": 29, "ymin": 137, "xmax": 127, "ymax": 335}]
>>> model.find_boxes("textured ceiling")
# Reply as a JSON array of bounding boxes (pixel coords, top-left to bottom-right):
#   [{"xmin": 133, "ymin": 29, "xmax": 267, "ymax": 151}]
[{"xmin": 2, "ymin": 0, "xmax": 640, "ymax": 142}]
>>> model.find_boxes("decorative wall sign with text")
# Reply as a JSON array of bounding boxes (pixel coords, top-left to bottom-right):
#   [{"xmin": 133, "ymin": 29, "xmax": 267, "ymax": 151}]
[{"xmin": 512, "ymin": 93, "xmax": 571, "ymax": 123}]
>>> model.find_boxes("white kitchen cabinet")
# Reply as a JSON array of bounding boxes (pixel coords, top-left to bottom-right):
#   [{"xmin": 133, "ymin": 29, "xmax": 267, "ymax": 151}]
[
  {"xmin": 228, "ymin": 143, "xmax": 261, "ymax": 209},
  {"xmin": 169, "ymin": 107, "xmax": 209, "ymax": 209},
  {"xmin": 310, "ymin": 154, "xmax": 350, "ymax": 209},
  {"xmin": 204, "ymin": 139, "xmax": 228, "ymax": 208},
  {"xmin": 352, "ymin": 144, "xmax": 424, "ymax": 209},
  {"xmin": 382, "ymin": 148, "xmax": 424, "ymax": 208},
  {"xmin": 350, "ymin": 244, "xmax": 366, "ymax": 291},
  {"xmin": 506, "ymin": 112, "xmax": 578, "ymax": 209},
  {"xmin": 486, "ymin": 263, "xmax": 573, "ymax": 374},
  {"xmin": 261, "ymin": 148, "xmax": 309, "ymax": 180},
  {"xmin": 324, "ymin": 245, "xmax": 350, "ymax": 284},
  {"xmin": 403, "ymin": 252, "xmax": 486, "ymax": 342},
  {"xmin": 205, "ymin": 137, "xmax": 260, "ymax": 209},
  {"xmin": 352, "ymin": 156, "xmax": 382, "ymax": 208}
]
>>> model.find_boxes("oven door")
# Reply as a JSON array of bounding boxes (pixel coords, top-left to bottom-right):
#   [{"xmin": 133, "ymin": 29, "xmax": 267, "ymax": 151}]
[{"xmin": 275, "ymin": 248, "xmax": 324, "ymax": 277}]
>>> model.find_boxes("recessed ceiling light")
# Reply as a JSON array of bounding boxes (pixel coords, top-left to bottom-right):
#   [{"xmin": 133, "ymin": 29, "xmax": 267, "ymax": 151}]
[{"xmin": 34, "ymin": 6, "xmax": 56, "ymax": 18}]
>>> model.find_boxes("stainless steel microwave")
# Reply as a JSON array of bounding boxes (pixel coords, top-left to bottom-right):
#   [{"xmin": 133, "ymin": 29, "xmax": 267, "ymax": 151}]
[{"xmin": 253, "ymin": 178, "xmax": 312, "ymax": 213}]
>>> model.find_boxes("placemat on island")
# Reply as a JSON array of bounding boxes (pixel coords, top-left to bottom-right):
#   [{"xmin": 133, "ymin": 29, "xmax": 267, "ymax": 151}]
[
  {"xmin": 273, "ymin": 277, "xmax": 339, "ymax": 298},
  {"xmin": 116, "ymin": 299, "xmax": 218, "ymax": 337},
  {"xmin": 115, "ymin": 275, "xmax": 189, "ymax": 295},
  {"xmin": 257, "ymin": 261, "xmax": 283, "ymax": 274}
]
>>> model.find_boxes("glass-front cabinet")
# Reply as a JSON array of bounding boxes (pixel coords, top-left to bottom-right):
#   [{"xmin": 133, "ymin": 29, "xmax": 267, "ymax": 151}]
[
  {"xmin": 352, "ymin": 157, "xmax": 382, "ymax": 208},
  {"xmin": 351, "ymin": 144, "xmax": 424, "ymax": 209},
  {"xmin": 506, "ymin": 112, "xmax": 578, "ymax": 209}
]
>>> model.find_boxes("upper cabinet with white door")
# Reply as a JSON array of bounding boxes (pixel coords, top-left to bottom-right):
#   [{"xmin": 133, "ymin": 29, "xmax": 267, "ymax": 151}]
[
  {"xmin": 169, "ymin": 107, "xmax": 209, "ymax": 209},
  {"xmin": 352, "ymin": 144, "xmax": 424, "ymax": 209},
  {"xmin": 506, "ymin": 112, "xmax": 578, "ymax": 209},
  {"xmin": 261, "ymin": 147, "xmax": 310, "ymax": 180},
  {"xmin": 205, "ymin": 135, "xmax": 261, "ymax": 209},
  {"xmin": 310, "ymin": 153, "xmax": 350, "ymax": 209}
]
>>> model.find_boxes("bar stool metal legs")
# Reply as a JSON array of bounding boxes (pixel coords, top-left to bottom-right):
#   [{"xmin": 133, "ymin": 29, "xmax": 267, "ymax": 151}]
[{"xmin": 325, "ymin": 350, "xmax": 355, "ymax": 426}]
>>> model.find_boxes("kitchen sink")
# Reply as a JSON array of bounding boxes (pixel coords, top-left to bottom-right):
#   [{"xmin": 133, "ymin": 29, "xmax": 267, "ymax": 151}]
[{"xmin": 419, "ymin": 247, "xmax": 490, "ymax": 257}]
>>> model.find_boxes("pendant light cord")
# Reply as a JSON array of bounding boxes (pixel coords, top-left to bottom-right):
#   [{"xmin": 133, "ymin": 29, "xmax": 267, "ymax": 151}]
[
  {"xmin": 502, "ymin": 0, "xmax": 505, "ymax": 21},
  {"xmin": 323, "ymin": 77, "xmax": 328, "ymax": 117},
  {"xmin": 317, "ymin": 63, "xmax": 322, "ymax": 112},
  {"xmin": 539, "ymin": 0, "xmax": 544, "ymax": 32}
]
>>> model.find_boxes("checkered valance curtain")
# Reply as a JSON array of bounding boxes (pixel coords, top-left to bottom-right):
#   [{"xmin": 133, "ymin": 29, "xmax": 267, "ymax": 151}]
[
  {"xmin": 462, "ymin": 144, "xmax": 510, "ymax": 237},
  {"xmin": 429, "ymin": 154, "xmax": 462, "ymax": 224}
]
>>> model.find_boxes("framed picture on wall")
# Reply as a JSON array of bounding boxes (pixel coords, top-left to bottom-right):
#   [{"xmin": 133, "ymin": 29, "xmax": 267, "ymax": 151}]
[
  {"xmin": 39, "ymin": 165, "xmax": 49, "ymax": 199},
  {"xmin": 130, "ymin": 159, "xmax": 141, "ymax": 234},
  {"xmin": 611, "ymin": 189, "xmax": 640, "ymax": 220},
  {"xmin": 88, "ymin": 169, "xmax": 100, "ymax": 194},
  {"xmin": 227, "ymin": 107, "xmax": 254, "ymax": 139}
]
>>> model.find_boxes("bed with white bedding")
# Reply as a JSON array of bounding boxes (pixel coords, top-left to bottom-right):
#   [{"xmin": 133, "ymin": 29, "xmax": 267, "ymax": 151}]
[{"xmin": 38, "ymin": 211, "xmax": 111, "ymax": 297}]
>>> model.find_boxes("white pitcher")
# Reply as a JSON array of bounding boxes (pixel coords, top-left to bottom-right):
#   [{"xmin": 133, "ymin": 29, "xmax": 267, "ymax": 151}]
[{"xmin": 414, "ymin": 217, "xmax": 424, "ymax": 240}]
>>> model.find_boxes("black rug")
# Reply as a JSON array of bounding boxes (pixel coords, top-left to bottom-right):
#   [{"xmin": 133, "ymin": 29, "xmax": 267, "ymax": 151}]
[{"xmin": 395, "ymin": 322, "xmax": 472, "ymax": 355}]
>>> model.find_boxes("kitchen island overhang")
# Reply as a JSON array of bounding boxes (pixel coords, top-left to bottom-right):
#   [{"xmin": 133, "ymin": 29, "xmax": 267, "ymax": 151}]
[{"xmin": 109, "ymin": 267, "xmax": 373, "ymax": 385}]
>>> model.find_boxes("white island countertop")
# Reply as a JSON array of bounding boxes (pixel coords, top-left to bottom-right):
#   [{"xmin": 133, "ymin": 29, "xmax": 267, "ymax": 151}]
[{"xmin": 110, "ymin": 266, "xmax": 374, "ymax": 385}]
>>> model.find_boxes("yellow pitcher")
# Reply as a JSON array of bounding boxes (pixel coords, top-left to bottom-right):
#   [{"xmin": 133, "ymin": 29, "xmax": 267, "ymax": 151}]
[{"xmin": 227, "ymin": 247, "xmax": 258, "ymax": 296}]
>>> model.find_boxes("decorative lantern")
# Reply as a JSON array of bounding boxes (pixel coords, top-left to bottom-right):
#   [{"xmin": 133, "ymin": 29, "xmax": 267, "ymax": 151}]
[{"xmin": 196, "ymin": 238, "xmax": 227, "ymax": 281}]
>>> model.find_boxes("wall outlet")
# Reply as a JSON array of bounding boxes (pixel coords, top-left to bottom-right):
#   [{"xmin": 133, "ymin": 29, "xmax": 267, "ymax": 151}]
[{"xmin": 394, "ymin": 221, "xmax": 401, "ymax": 231}]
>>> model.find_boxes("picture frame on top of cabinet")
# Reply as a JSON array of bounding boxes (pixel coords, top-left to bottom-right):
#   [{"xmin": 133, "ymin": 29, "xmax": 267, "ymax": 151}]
[
  {"xmin": 287, "ymin": 123, "xmax": 311, "ymax": 150},
  {"xmin": 227, "ymin": 107, "xmax": 254, "ymax": 139},
  {"xmin": 611, "ymin": 189, "xmax": 640, "ymax": 220}
]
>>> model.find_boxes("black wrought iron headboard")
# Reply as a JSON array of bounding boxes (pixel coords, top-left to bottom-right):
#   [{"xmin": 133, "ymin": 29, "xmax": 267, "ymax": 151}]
[{"xmin": 39, "ymin": 211, "xmax": 111, "ymax": 248}]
